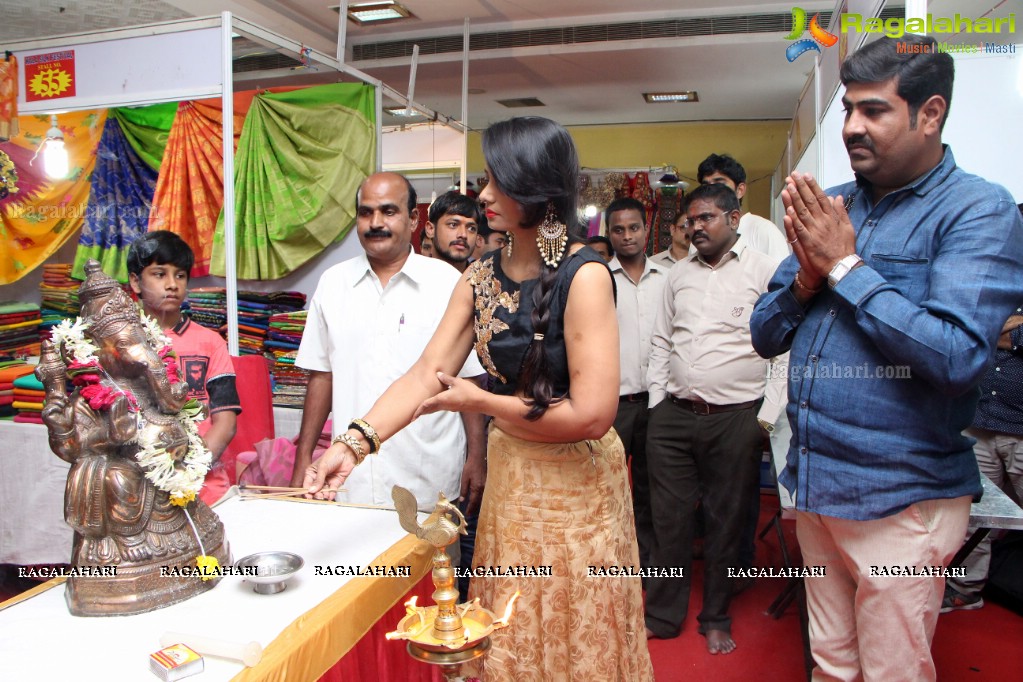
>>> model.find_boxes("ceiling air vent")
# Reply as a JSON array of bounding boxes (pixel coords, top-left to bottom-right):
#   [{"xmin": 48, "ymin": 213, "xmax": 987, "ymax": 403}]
[
  {"xmin": 497, "ymin": 98, "xmax": 545, "ymax": 108},
  {"xmin": 233, "ymin": 52, "xmax": 304, "ymax": 74}
]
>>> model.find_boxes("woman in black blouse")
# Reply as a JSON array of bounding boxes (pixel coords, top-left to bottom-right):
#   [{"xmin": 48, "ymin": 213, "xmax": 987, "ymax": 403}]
[{"xmin": 306, "ymin": 117, "xmax": 652, "ymax": 680}]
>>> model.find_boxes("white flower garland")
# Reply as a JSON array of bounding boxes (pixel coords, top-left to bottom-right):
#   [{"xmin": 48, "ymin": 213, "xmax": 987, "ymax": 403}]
[
  {"xmin": 50, "ymin": 318, "xmax": 99, "ymax": 365},
  {"xmin": 135, "ymin": 404, "xmax": 212, "ymax": 505},
  {"xmin": 50, "ymin": 313, "xmax": 211, "ymax": 505}
]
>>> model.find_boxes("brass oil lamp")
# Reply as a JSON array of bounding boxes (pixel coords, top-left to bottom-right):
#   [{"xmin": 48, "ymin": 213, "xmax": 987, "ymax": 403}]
[{"xmin": 386, "ymin": 486, "xmax": 518, "ymax": 679}]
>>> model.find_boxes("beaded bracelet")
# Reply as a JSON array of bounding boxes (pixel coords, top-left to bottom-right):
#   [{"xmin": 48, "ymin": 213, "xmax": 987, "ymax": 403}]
[
  {"xmin": 348, "ymin": 418, "xmax": 381, "ymax": 454},
  {"xmin": 332, "ymin": 432, "xmax": 366, "ymax": 465}
]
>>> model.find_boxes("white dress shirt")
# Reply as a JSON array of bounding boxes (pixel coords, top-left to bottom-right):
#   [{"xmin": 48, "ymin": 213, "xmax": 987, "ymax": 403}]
[
  {"xmin": 648, "ymin": 235, "xmax": 785, "ymax": 425},
  {"xmin": 650, "ymin": 249, "xmax": 681, "ymax": 269},
  {"xmin": 297, "ymin": 250, "xmax": 484, "ymax": 510},
  {"xmin": 608, "ymin": 256, "xmax": 669, "ymax": 395},
  {"xmin": 738, "ymin": 212, "xmax": 790, "ymax": 263}
]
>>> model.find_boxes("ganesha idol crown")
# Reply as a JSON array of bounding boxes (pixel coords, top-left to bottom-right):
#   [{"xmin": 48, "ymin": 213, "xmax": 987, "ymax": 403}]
[{"xmin": 77, "ymin": 259, "xmax": 142, "ymax": 339}]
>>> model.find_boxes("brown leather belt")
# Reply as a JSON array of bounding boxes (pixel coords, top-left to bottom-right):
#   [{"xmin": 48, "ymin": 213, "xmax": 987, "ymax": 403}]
[
  {"xmin": 619, "ymin": 392, "xmax": 649, "ymax": 403},
  {"xmin": 669, "ymin": 396, "xmax": 758, "ymax": 415}
]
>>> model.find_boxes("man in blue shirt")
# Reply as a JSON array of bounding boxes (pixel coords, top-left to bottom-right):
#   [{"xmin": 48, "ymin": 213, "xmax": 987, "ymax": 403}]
[{"xmin": 750, "ymin": 35, "xmax": 1023, "ymax": 681}]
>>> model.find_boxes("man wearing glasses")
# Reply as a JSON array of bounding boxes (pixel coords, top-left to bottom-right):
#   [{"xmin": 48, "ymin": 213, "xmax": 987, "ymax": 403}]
[{"xmin": 643, "ymin": 182, "xmax": 785, "ymax": 655}]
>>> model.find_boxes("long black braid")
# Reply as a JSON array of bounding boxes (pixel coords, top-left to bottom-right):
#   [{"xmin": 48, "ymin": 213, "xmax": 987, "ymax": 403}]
[{"xmin": 482, "ymin": 117, "xmax": 581, "ymax": 420}]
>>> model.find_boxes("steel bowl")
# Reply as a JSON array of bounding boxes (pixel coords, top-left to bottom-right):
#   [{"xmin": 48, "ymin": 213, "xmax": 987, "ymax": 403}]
[{"xmin": 235, "ymin": 551, "xmax": 304, "ymax": 595}]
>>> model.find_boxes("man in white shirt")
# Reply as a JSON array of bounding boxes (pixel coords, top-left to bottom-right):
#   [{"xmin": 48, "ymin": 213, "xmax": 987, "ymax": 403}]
[
  {"xmin": 697, "ymin": 153, "xmax": 790, "ymax": 263},
  {"xmin": 291, "ymin": 172, "xmax": 486, "ymax": 518},
  {"xmin": 650, "ymin": 211, "xmax": 691, "ymax": 269},
  {"xmin": 605, "ymin": 197, "xmax": 669, "ymax": 570},
  {"xmin": 644, "ymin": 183, "xmax": 784, "ymax": 654}
]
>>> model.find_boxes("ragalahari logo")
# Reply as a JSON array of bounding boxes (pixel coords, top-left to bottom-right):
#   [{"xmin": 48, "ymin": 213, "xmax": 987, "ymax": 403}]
[{"xmin": 784, "ymin": 8, "xmax": 838, "ymax": 62}]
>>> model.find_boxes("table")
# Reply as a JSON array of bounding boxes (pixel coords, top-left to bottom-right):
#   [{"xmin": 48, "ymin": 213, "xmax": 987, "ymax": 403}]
[
  {"xmin": 0, "ymin": 494, "xmax": 434, "ymax": 681},
  {"xmin": 272, "ymin": 405, "xmax": 304, "ymax": 440},
  {"xmin": 0, "ymin": 420, "xmax": 73, "ymax": 564},
  {"xmin": 950, "ymin": 473, "xmax": 1023, "ymax": 567}
]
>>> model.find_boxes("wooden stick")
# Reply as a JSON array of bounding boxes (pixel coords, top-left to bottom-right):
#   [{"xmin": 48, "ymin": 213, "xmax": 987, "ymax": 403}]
[
  {"xmin": 239, "ymin": 489, "xmax": 343, "ymax": 500},
  {"xmin": 239, "ymin": 491, "xmax": 301, "ymax": 500},
  {"xmin": 236, "ymin": 494, "xmax": 393, "ymax": 510},
  {"xmin": 238, "ymin": 485, "xmax": 313, "ymax": 492}
]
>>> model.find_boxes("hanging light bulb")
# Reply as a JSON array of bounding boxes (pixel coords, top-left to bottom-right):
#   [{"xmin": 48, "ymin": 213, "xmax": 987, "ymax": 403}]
[{"xmin": 43, "ymin": 114, "xmax": 69, "ymax": 179}]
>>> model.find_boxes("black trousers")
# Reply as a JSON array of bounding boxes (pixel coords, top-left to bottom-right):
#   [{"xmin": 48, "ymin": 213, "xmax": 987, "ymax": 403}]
[
  {"xmin": 613, "ymin": 399, "xmax": 653, "ymax": 567},
  {"xmin": 644, "ymin": 399, "xmax": 763, "ymax": 637}
]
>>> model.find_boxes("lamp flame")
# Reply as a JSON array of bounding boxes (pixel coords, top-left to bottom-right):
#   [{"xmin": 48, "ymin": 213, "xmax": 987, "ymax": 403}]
[{"xmin": 494, "ymin": 590, "xmax": 521, "ymax": 627}]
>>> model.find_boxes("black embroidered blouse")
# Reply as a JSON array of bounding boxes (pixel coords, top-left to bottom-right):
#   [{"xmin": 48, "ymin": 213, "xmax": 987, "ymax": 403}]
[{"xmin": 466, "ymin": 246, "xmax": 612, "ymax": 398}]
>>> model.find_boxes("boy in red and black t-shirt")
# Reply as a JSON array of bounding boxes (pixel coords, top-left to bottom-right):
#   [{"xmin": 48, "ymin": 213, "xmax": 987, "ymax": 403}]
[{"xmin": 127, "ymin": 231, "xmax": 241, "ymax": 503}]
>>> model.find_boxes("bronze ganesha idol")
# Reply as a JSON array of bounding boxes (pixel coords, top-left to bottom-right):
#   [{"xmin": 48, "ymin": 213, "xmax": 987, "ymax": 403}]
[{"xmin": 36, "ymin": 260, "xmax": 230, "ymax": 616}]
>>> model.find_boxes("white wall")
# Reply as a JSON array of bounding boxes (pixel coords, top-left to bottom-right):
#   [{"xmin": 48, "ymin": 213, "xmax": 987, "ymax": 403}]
[
  {"xmin": 819, "ymin": 45, "xmax": 1023, "ymax": 200},
  {"xmin": 940, "ymin": 47, "xmax": 1023, "ymax": 202}
]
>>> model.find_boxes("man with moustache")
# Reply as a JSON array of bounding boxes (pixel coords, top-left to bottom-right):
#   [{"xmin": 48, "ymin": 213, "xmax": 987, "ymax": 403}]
[
  {"xmin": 605, "ymin": 197, "xmax": 669, "ymax": 572},
  {"xmin": 750, "ymin": 35, "xmax": 1023, "ymax": 680},
  {"xmin": 650, "ymin": 211, "xmax": 691, "ymax": 268},
  {"xmin": 291, "ymin": 173, "xmax": 486, "ymax": 522},
  {"xmin": 644, "ymin": 183, "xmax": 784, "ymax": 654},
  {"xmin": 424, "ymin": 191, "xmax": 484, "ymax": 273},
  {"xmin": 697, "ymin": 154, "xmax": 790, "ymax": 263}
]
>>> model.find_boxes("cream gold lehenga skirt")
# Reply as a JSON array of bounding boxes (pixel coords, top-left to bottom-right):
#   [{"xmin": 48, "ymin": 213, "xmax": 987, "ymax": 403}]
[{"xmin": 464, "ymin": 425, "xmax": 654, "ymax": 681}]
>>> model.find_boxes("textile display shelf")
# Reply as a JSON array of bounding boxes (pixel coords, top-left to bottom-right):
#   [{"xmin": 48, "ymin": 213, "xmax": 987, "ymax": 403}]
[{"xmin": 0, "ymin": 494, "xmax": 434, "ymax": 681}]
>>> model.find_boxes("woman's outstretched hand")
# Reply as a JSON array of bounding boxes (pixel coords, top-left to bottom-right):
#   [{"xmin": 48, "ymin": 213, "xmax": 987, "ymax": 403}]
[{"xmin": 303, "ymin": 442, "xmax": 358, "ymax": 499}]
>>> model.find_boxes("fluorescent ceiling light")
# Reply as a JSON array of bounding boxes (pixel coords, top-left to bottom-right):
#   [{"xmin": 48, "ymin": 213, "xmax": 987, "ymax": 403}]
[
  {"xmin": 384, "ymin": 106, "xmax": 424, "ymax": 117},
  {"xmin": 335, "ymin": 2, "xmax": 413, "ymax": 25},
  {"xmin": 643, "ymin": 91, "xmax": 699, "ymax": 103}
]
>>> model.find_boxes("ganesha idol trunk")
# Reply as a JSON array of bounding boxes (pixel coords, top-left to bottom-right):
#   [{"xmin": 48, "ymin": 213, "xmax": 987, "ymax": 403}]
[{"xmin": 37, "ymin": 260, "xmax": 232, "ymax": 616}]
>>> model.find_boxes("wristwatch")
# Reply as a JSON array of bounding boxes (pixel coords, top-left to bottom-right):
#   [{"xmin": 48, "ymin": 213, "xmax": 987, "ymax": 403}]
[
  {"xmin": 827, "ymin": 254, "xmax": 864, "ymax": 288},
  {"xmin": 757, "ymin": 418, "xmax": 775, "ymax": 433}
]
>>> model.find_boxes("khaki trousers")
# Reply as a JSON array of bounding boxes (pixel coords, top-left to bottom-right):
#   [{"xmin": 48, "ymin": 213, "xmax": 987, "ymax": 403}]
[{"xmin": 796, "ymin": 495, "xmax": 971, "ymax": 682}]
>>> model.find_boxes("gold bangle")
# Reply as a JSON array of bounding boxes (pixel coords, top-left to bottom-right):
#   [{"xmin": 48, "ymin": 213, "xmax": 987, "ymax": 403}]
[
  {"xmin": 348, "ymin": 418, "xmax": 381, "ymax": 454},
  {"xmin": 794, "ymin": 270, "xmax": 823, "ymax": 294},
  {"xmin": 332, "ymin": 432, "xmax": 366, "ymax": 465}
]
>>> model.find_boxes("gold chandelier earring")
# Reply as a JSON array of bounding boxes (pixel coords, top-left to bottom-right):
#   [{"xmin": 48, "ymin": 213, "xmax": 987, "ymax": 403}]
[
  {"xmin": 536, "ymin": 202, "xmax": 568, "ymax": 267},
  {"xmin": 505, "ymin": 232, "xmax": 514, "ymax": 258}
]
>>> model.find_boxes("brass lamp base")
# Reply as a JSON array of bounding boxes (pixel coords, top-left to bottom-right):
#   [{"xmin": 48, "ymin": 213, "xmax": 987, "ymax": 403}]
[{"xmin": 408, "ymin": 637, "xmax": 491, "ymax": 664}]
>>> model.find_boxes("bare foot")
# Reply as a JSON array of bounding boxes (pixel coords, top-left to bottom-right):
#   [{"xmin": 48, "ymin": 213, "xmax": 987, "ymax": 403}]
[{"xmin": 705, "ymin": 629, "xmax": 736, "ymax": 655}]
